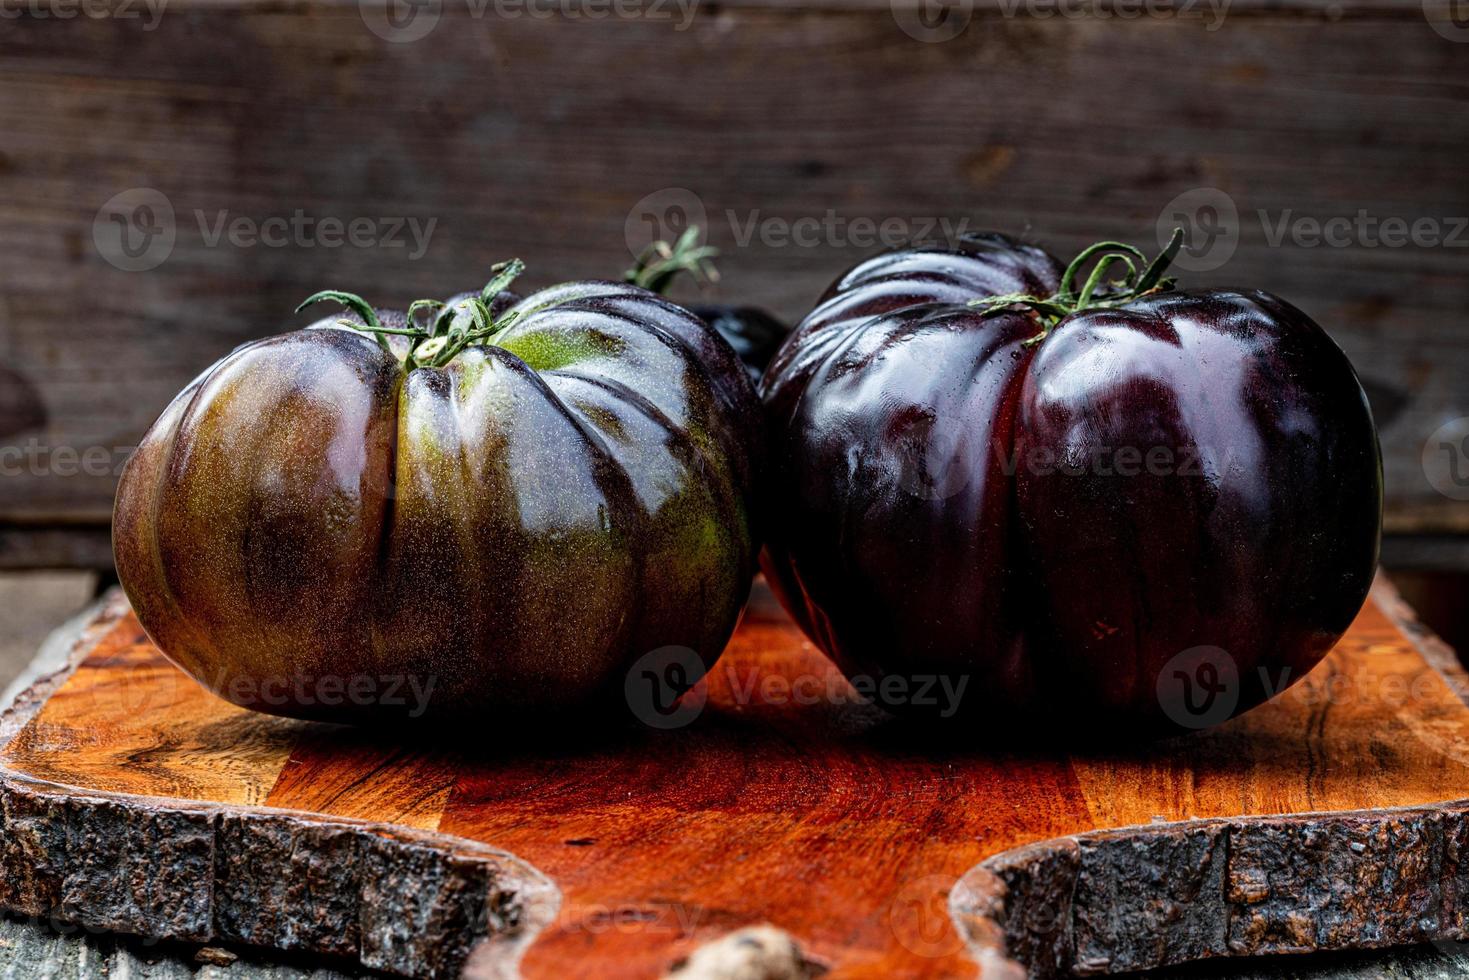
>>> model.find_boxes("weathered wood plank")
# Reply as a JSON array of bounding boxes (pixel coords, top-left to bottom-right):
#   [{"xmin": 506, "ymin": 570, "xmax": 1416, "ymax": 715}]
[
  {"xmin": 0, "ymin": 525, "xmax": 114, "ymax": 571},
  {"xmin": 0, "ymin": 5, "xmax": 1466, "ymax": 544}
]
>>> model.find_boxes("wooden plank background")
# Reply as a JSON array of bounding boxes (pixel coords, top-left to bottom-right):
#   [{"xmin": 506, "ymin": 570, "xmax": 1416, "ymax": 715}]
[{"xmin": 1, "ymin": 0, "xmax": 1467, "ymax": 567}]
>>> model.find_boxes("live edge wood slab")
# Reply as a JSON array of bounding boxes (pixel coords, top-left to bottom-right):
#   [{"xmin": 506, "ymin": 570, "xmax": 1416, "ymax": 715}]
[{"xmin": 2, "ymin": 578, "xmax": 1469, "ymax": 980}]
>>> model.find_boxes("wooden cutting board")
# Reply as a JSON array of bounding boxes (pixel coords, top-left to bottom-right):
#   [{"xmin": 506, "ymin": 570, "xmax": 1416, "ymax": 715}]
[{"xmin": 2, "ymin": 577, "xmax": 1469, "ymax": 980}]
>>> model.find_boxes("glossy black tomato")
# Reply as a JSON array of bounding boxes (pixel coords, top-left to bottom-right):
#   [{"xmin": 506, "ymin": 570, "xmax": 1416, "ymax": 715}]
[{"xmin": 760, "ymin": 232, "xmax": 1382, "ymax": 733}]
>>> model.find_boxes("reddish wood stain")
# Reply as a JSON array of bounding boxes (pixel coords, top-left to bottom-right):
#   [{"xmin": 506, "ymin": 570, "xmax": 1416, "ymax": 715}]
[{"xmin": 4, "ymin": 581, "xmax": 1468, "ymax": 977}]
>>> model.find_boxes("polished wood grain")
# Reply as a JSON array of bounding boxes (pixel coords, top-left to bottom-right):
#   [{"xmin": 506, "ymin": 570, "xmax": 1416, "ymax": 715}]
[{"xmin": 2, "ymin": 577, "xmax": 1468, "ymax": 978}]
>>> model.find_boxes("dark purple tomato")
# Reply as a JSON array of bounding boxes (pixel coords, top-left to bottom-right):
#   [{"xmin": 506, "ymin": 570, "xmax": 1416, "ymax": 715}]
[
  {"xmin": 690, "ymin": 304, "xmax": 789, "ymax": 382},
  {"xmin": 760, "ymin": 232, "xmax": 1382, "ymax": 733},
  {"xmin": 114, "ymin": 264, "xmax": 761, "ymax": 727}
]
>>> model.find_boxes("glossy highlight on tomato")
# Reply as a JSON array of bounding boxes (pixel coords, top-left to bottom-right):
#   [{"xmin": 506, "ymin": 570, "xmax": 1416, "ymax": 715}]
[
  {"xmin": 113, "ymin": 263, "xmax": 761, "ymax": 725},
  {"xmin": 760, "ymin": 232, "xmax": 1382, "ymax": 733}
]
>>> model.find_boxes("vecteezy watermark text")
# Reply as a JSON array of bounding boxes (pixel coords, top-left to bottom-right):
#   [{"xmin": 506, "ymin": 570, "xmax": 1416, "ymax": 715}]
[
  {"xmin": 890, "ymin": 0, "xmax": 1228, "ymax": 44},
  {"xmin": 93, "ymin": 189, "xmax": 439, "ymax": 272},
  {"xmin": 358, "ymin": 0, "xmax": 698, "ymax": 43},
  {"xmin": 994, "ymin": 0, "xmax": 1229, "ymax": 27},
  {"xmin": 625, "ymin": 646, "xmax": 970, "ymax": 730},
  {"xmin": 0, "ymin": 440, "xmax": 134, "ymax": 478},
  {"xmin": 1259, "ymin": 209, "xmax": 1469, "ymax": 249},
  {"xmin": 0, "ymin": 0, "xmax": 166, "ymax": 28},
  {"xmin": 1159, "ymin": 187, "xmax": 1469, "ymax": 272},
  {"xmin": 727, "ymin": 210, "xmax": 973, "ymax": 250},
  {"xmin": 195, "ymin": 209, "xmax": 437, "ymax": 259},
  {"xmin": 894, "ymin": 431, "xmax": 1243, "ymax": 503},
  {"xmin": 623, "ymin": 187, "xmax": 977, "ymax": 262},
  {"xmin": 206, "ymin": 668, "xmax": 438, "ymax": 718}
]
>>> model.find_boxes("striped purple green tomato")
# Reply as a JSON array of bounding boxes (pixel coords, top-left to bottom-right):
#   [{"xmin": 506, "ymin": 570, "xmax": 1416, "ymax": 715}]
[{"xmin": 113, "ymin": 267, "xmax": 761, "ymax": 726}]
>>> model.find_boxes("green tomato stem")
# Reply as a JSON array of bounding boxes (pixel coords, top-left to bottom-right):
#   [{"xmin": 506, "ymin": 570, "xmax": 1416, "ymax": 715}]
[
  {"xmin": 297, "ymin": 257, "xmax": 530, "ymax": 371},
  {"xmin": 625, "ymin": 226, "xmax": 720, "ymax": 294},
  {"xmin": 968, "ymin": 229, "xmax": 1185, "ymax": 346},
  {"xmin": 479, "ymin": 259, "xmax": 526, "ymax": 308},
  {"xmin": 297, "ymin": 290, "xmax": 391, "ymax": 354}
]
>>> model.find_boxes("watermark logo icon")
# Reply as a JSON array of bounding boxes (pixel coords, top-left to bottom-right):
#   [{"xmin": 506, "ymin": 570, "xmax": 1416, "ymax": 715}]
[
  {"xmin": 89, "ymin": 655, "xmax": 181, "ymax": 716},
  {"xmin": 1425, "ymin": 0, "xmax": 1469, "ymax": 42},
  {"xmin": 888, "ymin": 874, "xmax": 965, "ymax": 958},
  {"xmin": 624, "ymin": 187, "xmax": 709, "ymax": 262},
  {"xmin": 360, "ymin": 0, "xmax": 442, "ymax": 42},
  {"xmin": 1157, "ymin": 645, "xmax": 1239, "ymax": 729},
  {"xmin": 1158, "ymin": 187, "xmax": 1238, "ymax": 272},
  {"xmin": 93, "ymin": 188, "xmax": 175, "ymax": 272},
  {"xmin": 625, "ymin": 645, "xmax": 707, "ymax": 730},
  {"xmin": 891, "ymin": 0, "xmax": 973, "ymax": 42},
  {"xmin": 1423, "ymin": 417, "xmax": 1469, "ymax": 501},
  {"xmin": 892, "ymin": 420, "xmax": 971, "ymax": 501}
]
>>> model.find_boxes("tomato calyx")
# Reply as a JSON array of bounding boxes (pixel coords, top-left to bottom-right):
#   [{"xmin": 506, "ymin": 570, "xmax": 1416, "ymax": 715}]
[
  {"xmin": 969, "ymin": 228, "xmax": 1185, "ymax": 346},
  {"xmin": 625, "ymin": 226, "xmax": 720, "ymax": 294},
  {"xmin": 296, "ymin": 259, "xmax": 528, "ymax": 370}
]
